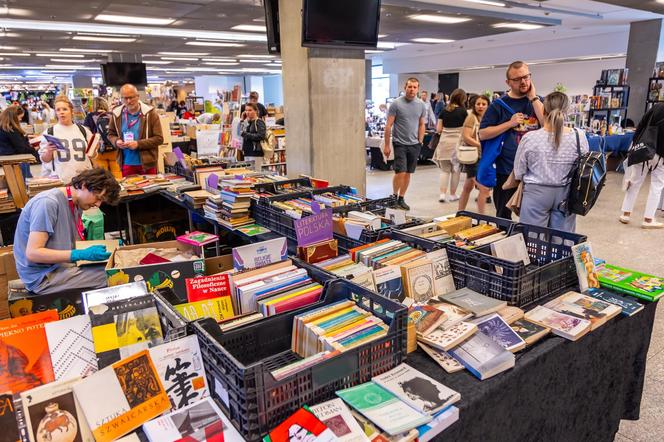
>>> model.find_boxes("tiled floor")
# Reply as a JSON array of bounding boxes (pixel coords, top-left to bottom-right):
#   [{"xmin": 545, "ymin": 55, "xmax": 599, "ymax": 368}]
[{"xmin": 366, "ymin": 164, "xmax": 664, "ymax": 441}]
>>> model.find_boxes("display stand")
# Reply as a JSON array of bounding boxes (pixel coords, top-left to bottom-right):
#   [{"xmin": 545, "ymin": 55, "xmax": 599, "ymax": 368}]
[
  {"xmin": 589, "ymin": 84, "xmax": 630, "ymax": 127},
  {"xmin": 645, "ymin": 77, "xmax": 664, "ymax": 112},
  {"xmin": 0, "ymin": 154, "xmax": 36, "ymax": 209}
]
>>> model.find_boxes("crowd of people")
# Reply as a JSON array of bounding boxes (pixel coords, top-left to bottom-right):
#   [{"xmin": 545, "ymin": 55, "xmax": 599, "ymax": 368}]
[{"xmin": 383, "ymin": 60, "xmax": 664, "ymax": 232}]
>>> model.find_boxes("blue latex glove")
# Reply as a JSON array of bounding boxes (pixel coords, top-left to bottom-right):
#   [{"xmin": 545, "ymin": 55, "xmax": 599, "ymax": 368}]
[{"xmin": 71, "ymin": 245, "xmax": 111, "ymax": 262}]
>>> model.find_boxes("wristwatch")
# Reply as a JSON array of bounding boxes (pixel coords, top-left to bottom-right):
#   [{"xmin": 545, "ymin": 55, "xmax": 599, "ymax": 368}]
[{"xmin": 530, "ymin": 96, "xmax": 540, "ymax": 103}]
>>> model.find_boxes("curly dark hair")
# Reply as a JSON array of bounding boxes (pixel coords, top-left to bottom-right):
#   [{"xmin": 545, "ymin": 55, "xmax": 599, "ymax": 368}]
[{"xmin": 70, "ymin": 168, "xmax": 121, "ymax": 205}]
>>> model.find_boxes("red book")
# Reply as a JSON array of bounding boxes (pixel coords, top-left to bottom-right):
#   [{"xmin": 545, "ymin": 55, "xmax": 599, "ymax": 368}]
[
  {"xmin": 266, "ymin": 407, "xmax": 334, "ymax": 442},
  {"xmin": 139, "ymin": 252, "xmax": 171, "ymax": 265},
  {"xmin": 185, "ymin": 273, "xmax": 232, "ymax": 302}
]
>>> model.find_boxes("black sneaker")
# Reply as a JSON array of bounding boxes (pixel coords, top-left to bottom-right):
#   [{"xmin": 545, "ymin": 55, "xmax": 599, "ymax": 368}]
[{"xmin": 397, "ymin": 196, "xmax": 410, "ymax": 211}]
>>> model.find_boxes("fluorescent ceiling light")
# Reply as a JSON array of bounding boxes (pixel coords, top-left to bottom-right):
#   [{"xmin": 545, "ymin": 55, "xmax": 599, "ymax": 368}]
[
  {"xmin": 493, "ymin": 23, "xmax": 543, "ymax": 30},
  {"xmin": 159, "ymin": 51, "xmax": 209, "ymax": 56},
  {"xmin": 377, "ymin": 34, "xmax": 388, "ymax": 39},
  {"xmin": 160, "ymin": 57, "xmax": 199, "ymax": 61},
  {"xmin": 61, "ymin": 48, "xmax": 114, "ymax": 53},
  {"xmin": 0, "ymin": 18, "xmax": 267, "ymax": 42},
  {"xmin": 237, "ymin": 54, "xmax": 274, "ymax": 58},
  {"xmin": 203, "ymin": 62, "xmax": 239, "ymax": 66},
  {"xmin": 45, "ymin": 65, "xmax": 100, "ymax": 70},
  {"xmin": 376, "ymin": 42, "xmax": 409, "ymax": 49},
  {"xmin": 95, "ymin": 14, "xmax": 174, "ymax": 25},
  {"xmin": 72, "ymin": 35, "xmax": 136, "ymax": 43},
  {"xmin": 143, "ymin": 60, "xmax": 172, "ymax": 65},
  {"xmin": 36, "ymin": 53, "xmax": 84, "ymax": 58},
  {"xmin": 410, "ymin": 14, "xmax": 471, "ymax": 24},
  {"xmin": 42, "ymin": 70, "xmax": 75, "ymax": 73},
  {"xmin": 186, "ymin": 41, "xmax": 244, "ymax": 47},
  {"xmin": 464, "ymin": 0, "xmax": 505, "ymax": 6},
  {"xmin": 50, "ymin": 58, "xmax": 99, "ymax": 63},
  {"xmin": 184, "ymin": 67, "xmax": 228, "ymax": 72},
  {"xmin": 201, "ymin": 58, "xmax": 237, "ymax": 62},
  {"xmin": 231, "ymin": 24, "xmax": 266, "ymax": 32},
  {"xmin": 365, "ymin": 50, "xmax": 384, "ymax": 54},
  {"xmin": 0, "ymin": 46, "xmax": 18, "ymax": 51},
  {"xmin": 0, "ymin": 53, "xmax": 30, "ymax": 57},
  {"xmin": 411, "ymin": 38, "xmax": 455, "ymax": 44},
  {"xmin": 239, "ymin": 59, "xmax": 272, "ymax": 64}
]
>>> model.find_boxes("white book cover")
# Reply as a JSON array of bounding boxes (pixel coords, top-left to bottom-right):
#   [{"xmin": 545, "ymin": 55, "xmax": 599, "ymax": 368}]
[
  {"xmin": 232, "ymin": 237, "xmax": 288, "ymax": 270},
  {"xmin": 418, "ymin": 322, "xmax": 477, "ymax": 351},
  {"xmin": 73, "ymin": 366, "xmax": 132, "ymax": 433},
  {"xmin": 525, "ymin": 306, "xmax": 592, "ymax": 341},
  {"xmin": 440, "ymin": 288, "xmax": 507, "ymax": 317},
  {"xmin": 82, "ymin": 281, "xmax": 148, "ymax": 313},
  {"xmin": 426, "ymin": 249, "xmax": 455, "ymax": 297},
  {"xmin": 417, "ymin": 343, "xmax": 464, "ymax": 374},
  {"xmin": 490, "ymin": 233, "xmax": 531, "ymax": 266},
  {"xmin": 309, "ymin": 398, "xmax": 370, "ymax": 442},
  {"xmin": 447, "ymin": 332, "xmax": 516, "ymax": 380},
  {"xmin": 570, "ymin": 241, "xmax": 600, "ymax": 293},
  {"xmin": 142, "ymin": 397, "xmax": 243, "ymax": 442},
  {"xmin": 45, "ymin": 314, "xmax": 98, "ymax": 381},
  {"xmin": 21, "ymin": 377, "xmax": 95, "ymax": 442},
  {"xmin": 372, "ymin": 364, "xmax": 460, "ymax": 415},
  {"xmin": 416, "ymin": 406, "xmax": 459, "ymax": 442},
  {"xmin": 429, "ymin": 302, "xmax": 473, "ymax": 328},
  {"xmin": 149, "ymin": 336, "xmax": 209, "ymax": 411},
  {"xmin": 351, "ymin": 270, "xmax": 377, "ymax": 292},
  {"xmin": 373, "ymin": 265, "xmax": 405, "ymax": 302}
]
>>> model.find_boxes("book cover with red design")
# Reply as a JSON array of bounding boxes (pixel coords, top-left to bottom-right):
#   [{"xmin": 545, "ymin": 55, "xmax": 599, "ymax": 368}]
[
  {"xmin": 264, "ymin": 406, "xmax": 336, "ymax": 442},
  {"xmin": 185, "ymin": 274, "xmax": 232, "ymax": 303},
  {"xmin": 0, "ymin": 310, "xmax": 59, "ymax": 395}
]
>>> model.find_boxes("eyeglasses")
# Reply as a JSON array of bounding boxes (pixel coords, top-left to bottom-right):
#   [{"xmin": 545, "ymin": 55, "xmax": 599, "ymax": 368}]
[
  {"xmin": 509, "ymin": 73, "xmax": 532, "ymax": 83},
  {"xmin": 121, "ymin": 95, "xmax": 138, "ymax": 101}
]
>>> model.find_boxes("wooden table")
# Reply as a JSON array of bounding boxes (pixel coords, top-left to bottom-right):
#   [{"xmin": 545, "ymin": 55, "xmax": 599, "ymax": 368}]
[{"xmin": 0, "ymin": 154, "xmax": 36, "ymax": 209}]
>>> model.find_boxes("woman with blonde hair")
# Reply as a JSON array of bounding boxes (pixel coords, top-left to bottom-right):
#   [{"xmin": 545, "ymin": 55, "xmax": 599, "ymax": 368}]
[
  {"xmin": 433, "ymin": 88, "xmax": 467, "ymax": 202},
  {"xmin": 39, "ymin": 96, "xmax": 94, "ymax": 183},
  {"xmin": 83, "ymin": 97, "xmax": 120, "ymax": 178},
  {"xmin": 513, "ymin": 92, "xmax": 589, "ymax": 232}
]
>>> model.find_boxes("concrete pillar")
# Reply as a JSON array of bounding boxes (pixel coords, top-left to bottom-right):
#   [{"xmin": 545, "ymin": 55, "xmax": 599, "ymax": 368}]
[
  {"xmin": 625, "ymin": 19, "xmax": 664, "ymax": 124},
  {"xmin": 279, "ymin": 0, "xmax": 367, "ymax": 194}
]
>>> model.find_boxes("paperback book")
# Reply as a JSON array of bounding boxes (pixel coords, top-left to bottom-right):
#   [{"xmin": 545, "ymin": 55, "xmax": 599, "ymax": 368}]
[
  {"xmin": 373, "ymin": 265, "xmax": 405, "ymax": 302},
  {"xmin": 309, "ymin": 398, "xmax": 370, "ymax": 442},
  {"xmin": 82, "ymin": 281, "xmax": 148, "ymax": 313},
  {"xmin": 447, "ymin": 331, "xmax": 516, "ymax": 380},
  {"xmin": 426, "ymin": 249, "xmax": 455, "ymax": 297},
  {"xmin": 401, "ymin": 260, "xmax": 435, "ymax": 303},
  {"xmin": 45, "ymin": 314, "xmax": 98, "ymax": 382},
  {"xmin": 184, "ymin": 273, "xmax": 232, "ymax": 303},
  {"xmin": 0, "ymin": 393, "xmax": 20, "ymax": 442},
  {"xmin": 73, "ymin": 350, "xmax": 171, "ymax": 442},
  {"xmin": 470, "ymin": 313, "xmax": 526, "ymax": 352},
  {"xmin": 427, "ymin": 301, "xmax": 473, "ymax": 328},
  {"xmin": 586, "ymin": 288, "xmax": 644, "ymax": 317},
  {"xmin": 440, "ymin": 288, "xmax": 507, "ymax": 317},
  {"xmin": 372, "ymin": 364, "xmax": 460, "ymax": 415},
  {"xmin": 417, "ymin": 343, "xmax": 464, "ymax": 373},
  {"xmin": 571, "ymin": 242, "xmax": 600, "ymax": 293},
  {"xmin": 490, "ymin": 233, "xmax": 530, "ymax": 266},
  {"xmin": 543, "ymin": 291, "xmax": 622, "ymax": 331},
  {"xmin": 416, "ymin": 406, "xmax": 459, "ymax": 442},
  {"xmin": 174, "ymin": 296, "xmax": 235, "ymax": 322},
  {"xmin": 264, "ymin": 406, "xmax": 336, "ymax": 442},
  {"xmin": 524, "ymin": 306, "xmax": 591, "ymax": 341},
  {"xmin": 417, "ymin": 321, "xmax": 477, "ymax": 352},
  {"xmin": 596, "ymin": 264, "xmax": 664, "ymax": 302},
  {"xmin": 509, "ymin": 318, "xmax": 550, "ymax": 346},
  {"xmin": 408, "ymin": 305, "xmax": 447, "ymax": 336},
  {"xmin": 336, "ymin": 382, "xmax": 431, "ymax": 436}
]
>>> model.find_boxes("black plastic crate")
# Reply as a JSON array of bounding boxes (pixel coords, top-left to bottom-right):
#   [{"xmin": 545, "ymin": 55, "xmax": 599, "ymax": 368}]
[
  {"xmin": 447, "ymin": 222, "xmax": 587, "ymax": 307},
  {"xmin": 252, "ymin": 177, "xmax": 313, "ymax": 196},
  {"xmin": 192, "ymin": 278, "xmax": 407, "ymax": 441}
]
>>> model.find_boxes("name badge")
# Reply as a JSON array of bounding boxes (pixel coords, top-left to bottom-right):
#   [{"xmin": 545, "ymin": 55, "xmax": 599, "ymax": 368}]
[{"xmin": 123, "ymin": 132, "xmax": 134, "ymax": 142}]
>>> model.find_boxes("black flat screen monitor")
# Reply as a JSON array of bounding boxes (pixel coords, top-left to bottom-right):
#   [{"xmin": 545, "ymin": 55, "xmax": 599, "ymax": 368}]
[
  {"xmin": 101, "ymin": 63, "xmax": 148, "ymax": 86},
  {"xmin": 302, "ymin": 0, "xmax": 381, "ymax": 49},
  {"xmin": 264, "ymin": 0, "xmax": 280, "ymax": 54}
]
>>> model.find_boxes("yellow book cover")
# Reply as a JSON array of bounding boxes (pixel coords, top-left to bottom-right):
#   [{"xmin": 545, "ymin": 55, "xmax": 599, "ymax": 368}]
[
  {"xmin": 73, "ymin": 350, "xmax": 170, "ymax": 442},
  {"xmin": 291, "ymin": 300, "xmax": 355, "ymax": 355},
  {"xmin": 262, "ymin": 284, "xmax": 323, "ymax": 308},
  {"xmin": 174, "ymin": 297, "xmax": 235, "ymax": 322}
]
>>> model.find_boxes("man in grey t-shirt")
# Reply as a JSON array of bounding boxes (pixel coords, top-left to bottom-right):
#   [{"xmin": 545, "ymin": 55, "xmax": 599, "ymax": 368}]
[
  {"xmin": 14, "ymin": 168, "xmax": 121, "ymax": 294},
  {"xmin": 384, "ymin": 77, "xmax": 427, "ymax": 210}
]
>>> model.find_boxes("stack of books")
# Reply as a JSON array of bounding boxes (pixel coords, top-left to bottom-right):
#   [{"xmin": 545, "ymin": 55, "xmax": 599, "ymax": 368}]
[
  {"xmin": 183, "ymin": 189, "xmax": 213, "ymax": 208},
  {"xmin": 204, "ymin": 178, "xmax": 255, "ymax": 228},
  {"xmin": 26, "ymin": 177, "xmax": 63, "ymax": 197},
  {"xmin": 0, "ymin": 188, "xmax": 16, "ymax": 213}
]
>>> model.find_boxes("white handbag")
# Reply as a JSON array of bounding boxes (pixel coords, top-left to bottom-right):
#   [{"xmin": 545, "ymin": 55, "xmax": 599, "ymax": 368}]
[{"xmin": 456, "ymin": 144, "xmax": 479, "ymax": 164}]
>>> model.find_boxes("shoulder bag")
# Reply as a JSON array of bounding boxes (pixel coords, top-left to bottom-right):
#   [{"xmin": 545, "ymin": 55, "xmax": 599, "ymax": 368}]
[
  {"xmin": 627, "ymin": 111, "xmax": 658, "ymax": 167},
  {"xmin": 564, "ymin": 128, "xmax": 606, "ymax": 216},
  {"xmin": 456, "ymin": 116, "xmax": 480, "ymax": 165}
]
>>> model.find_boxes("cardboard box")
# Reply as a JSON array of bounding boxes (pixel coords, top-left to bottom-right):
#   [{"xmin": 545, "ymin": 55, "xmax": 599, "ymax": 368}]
[
  {"xmin": 8, "ymin": 290, "xmax": 84, "ymax": 319},
  {"xmin": 106, "ymin": 240, "xmax": 205, "ymax": 295},
  {"xmin": 0, "ymin": 246, "xmax": 17, "ymax": 320},
  {"xmin": 131, "ymin": 212, "xmax": 188, "ymax": 244}
]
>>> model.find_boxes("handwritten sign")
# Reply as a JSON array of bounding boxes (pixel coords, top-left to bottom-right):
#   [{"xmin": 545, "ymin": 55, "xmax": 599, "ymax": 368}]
[{"xmin": 294, "ymin": 205, "xmax": 334, "ymax": 247}]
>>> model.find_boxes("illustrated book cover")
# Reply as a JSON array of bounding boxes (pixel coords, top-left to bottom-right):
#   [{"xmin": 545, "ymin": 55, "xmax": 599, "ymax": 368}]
[
  {"xmin": 417, "ymin": 321, "xmax": 477, "ymax": 352},
  {"xmin": 408, "ymin": 305, "xmax": 447, "ymax": 336},
  {"xmin": 440, "ymin": 288, "xmax": 507, "ymax": 317},
  {"xmin": 0, "ymin": 393, "xmax": 20, "ymax": 442},
  {"xmin": 509, "ymin": 318, "xmax": 550, "ymax": 346},
  {"xmin": 417, "ymin": 343, "xmax": 464, "ymax": 374},
  {"xmin": 82, "ymin": 281, "xmax": 148, "ymax": 313},
  {"xmin": 426, "ymin": 249, "xmax": 456, "ymax": 297},
  {"xmin": 373, "ymin": 265, "xmax": 405, "ymax": 302},
  {"xmin": 586, "ymin": 288, "xmax": 644, "ymax": 317},
  {"xmin": 401, "ymin": 259, "xmax": 435, "ymax": 303},
  {"xmin": 596, "ymin": 264, "xmax": 664, "ymax": 302},
  {"xmin": 543, "ymin": 291, "xmax": 621, "ymax": 331},
  {"xmin": 263, "ymin": 406, "xmax": 336, "ymax": 442},
  {"xmin": 447, "ymin": 331, "xmax": 516, "ymax": 380},
  {"xmin": 571, "ymin": 242, "xmax": 600, "ymax": 293},
  {"xmin": 470, "ymin": 313, "xmax": 526, "ymax": 352},
  {"xmin": 309, "ymin": 398, "xmax": 370, "ymax": 442},
  {"xmin": 524, "ymin": 306, "xmax": 591, "ymax": 341},
  {"xmin": 45, "ymin": 314, "xmax": 98, "ymax": 382}
]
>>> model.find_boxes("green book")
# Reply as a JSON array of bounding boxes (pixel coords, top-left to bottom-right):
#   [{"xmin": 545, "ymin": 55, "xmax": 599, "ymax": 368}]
[
  {"xmin": 336, "ymin": 382, "xmax": 430, "ymax": 436},
  {"xmin": 236, "ymin": 224, "xmax": 271, "ymax": 237},
  {"xmin": 597, "ymin": 264, "xmax": 664, "ymax": 302}
]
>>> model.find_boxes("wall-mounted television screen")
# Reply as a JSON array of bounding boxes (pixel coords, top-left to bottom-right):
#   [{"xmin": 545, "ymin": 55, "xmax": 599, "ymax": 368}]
[
  {"xmin": 101, "ymin": 63, "xmax": 148, "ymax": 86},
  {"xmin": 302, "ymin": 0, "xmax": 381, "ymax": 49}
]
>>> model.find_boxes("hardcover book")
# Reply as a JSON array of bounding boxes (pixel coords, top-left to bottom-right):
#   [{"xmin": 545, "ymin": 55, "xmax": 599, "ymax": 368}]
[
  {"xmin": 571, "ymin": 242, "xmax": 600, "ymax": 293},
  {"xmin": 176, "ymin": 231, "xmax": 219, "ymax": 247},
  {"xmin": 373, "ymin": 265, "xmax": 405, "ymax": 302},
  {"xmin": 440, "ymin": 288, "xmax": 507, "ymax": 317},
  {"xmin": 0, "ymin": 310, "xmax": 59, "ymax": 394},
  {"xmin": 417, "ymin": 343, "xmax": 464, "ymax": 373},
  {"xmin": 586, "ymin": 288, "xmax": 644, "ymax": 317},
  {"xmin": 510, "ymin": 318, "xmax": 550, "ymax": 346},
  {"xmin": 372, "ymin": 364, "xmax": 460, "ymax": 415},
  {"xmin": 544, "ymin": 291, "xmax": 621, "ymax": 331},
  {"xmin": 408, "ymin": 305, "xmax": 447, "ymax": 336},
  {"xmin": 417, "ymin": 321, "xmax": 477, "ymax": 351},
  {"xmin": 82, "ymin": 281, "xmax": 148, "ymax": 313},
  {"xmin": 524, "ymin": 306, "xmax": 591, "ymax": 341},
  {"xmin": 45, "ymin": 314, "xmax": 98, "ymax": 382},
  {"xmin": 142, "ymin": 397, "xmax": 242, "ymax": 442},
  {"xmin": 264, "ymin": 406, "xmax": 336, "ymax": 442},
  {"xmin": 401, "ymin": 260, "xmax": 435, "ymax": 303},
  {"xmin": 73, "ymin": 350, "xmax": 171, "ymax": 442},
  {"xmin": 21, "ymin": 377, "xmax": 94, "ymax": 442},
  {"xmin": 336, "ymin": 382, "xmax": 431, "ymax": 436},
  {"xmin": 185, "ymin": 273, "xmax": 232, "ymax": 303},
  {"xmin": 447, "ymin": 331, "xmax": 516, "ymax": 380},
  {"xmin": 470, "ymin": 313, "xmax": 526, "ymax": 352},
  {"xmin": 0, "ymin": 393, "xmax": 20, "ymax": 442},
  {"xmin": 426, "ymin": 249, "xmax": 455, "ymax": 297},
  {"xmin": 148, "ymin": 336, "xmax": 209, "ymax": 411},
  {"xmin": 309, "ymin": 398, "xmax": 370, "ymax": 442},
  {"xmin": 596, "ymin": 264, "xmax": 664, "ymax": 302},
  {"xmin": 89, "ymin": 295, "xmax": 164, "ymax": 369}
]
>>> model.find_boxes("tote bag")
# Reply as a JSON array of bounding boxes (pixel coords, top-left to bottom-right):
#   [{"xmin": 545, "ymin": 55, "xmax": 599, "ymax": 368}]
[{"xmin": 476, "ymin": 99, "xmax": 516, "ymax": 188}]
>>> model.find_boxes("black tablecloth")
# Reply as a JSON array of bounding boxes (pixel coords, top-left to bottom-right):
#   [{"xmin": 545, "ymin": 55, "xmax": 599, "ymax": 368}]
[{"xmin": 407, "ymin": 301, "xmax": 657, "ymax": 442}]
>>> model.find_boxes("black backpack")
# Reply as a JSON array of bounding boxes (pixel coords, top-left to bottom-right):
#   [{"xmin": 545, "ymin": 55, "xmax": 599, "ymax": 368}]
[{"xmin": 565, "ymin": 129, "xmax": 606, "ymax": 216}]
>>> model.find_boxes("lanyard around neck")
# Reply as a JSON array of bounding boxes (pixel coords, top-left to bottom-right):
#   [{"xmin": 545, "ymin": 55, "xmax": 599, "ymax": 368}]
[
  {"xmin": 123, "ymin": 106, "xmax": 142, "ymax": 130},
  {"xmin": 66, "ymin": 186, "xmax": 85, "ymax": 241}
]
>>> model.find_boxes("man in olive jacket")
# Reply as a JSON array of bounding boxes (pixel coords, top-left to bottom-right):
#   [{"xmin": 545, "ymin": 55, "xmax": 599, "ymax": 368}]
[{"xmin": 107, "ymin": 84, "xmax": 164, "ymax": 176}]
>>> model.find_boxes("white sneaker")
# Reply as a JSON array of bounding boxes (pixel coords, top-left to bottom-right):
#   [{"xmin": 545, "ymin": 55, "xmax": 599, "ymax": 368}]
[
  {"xmin": 448, "ymin": 194, "xmax": 460, "ymax": 202},
  {"xmin": 642, "ymin": 220, "xmax": 664, "ymax": 229},
  {"xmin": 619, "ymin": 215, "xmax": 630, "ymax": 224},
  {"xmin": 438, "ymin": 194, "xmax": 447, "ymax": 203}
]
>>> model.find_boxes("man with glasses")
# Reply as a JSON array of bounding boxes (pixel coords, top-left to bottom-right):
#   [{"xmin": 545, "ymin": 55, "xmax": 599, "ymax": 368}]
[
  {"xmin": 108, "ymin": 84, "xmax": 164, "ymax": 177},
  {"xmin": 13, "ymin": 168, "xmax": 121, "ymax": 294},
  {"xmin": 479, "ymin": 61, "xmax": 544, "ymax": 218}
]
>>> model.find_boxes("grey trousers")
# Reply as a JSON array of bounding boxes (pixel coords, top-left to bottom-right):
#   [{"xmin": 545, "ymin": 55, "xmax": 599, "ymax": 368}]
[
  {"xmin": 520, "ymin": 183, "xmax": 577, "ymax": 232},
  {"xmin": 34, "ymin": 263, "xmax": 107, "ymax": 295}
]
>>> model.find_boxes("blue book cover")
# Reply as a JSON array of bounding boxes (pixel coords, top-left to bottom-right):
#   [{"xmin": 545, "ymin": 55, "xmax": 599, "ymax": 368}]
[
  {"xmin": 586, "ymin": 288, "xmax": 644, "ymax": 317},
  {"xmin": 374, "ymin": 266, "xmax": 405, "ymax": 302},
  {"xmin": 471, "ymin": 313, "xmax": 525, "ymax": 352}
]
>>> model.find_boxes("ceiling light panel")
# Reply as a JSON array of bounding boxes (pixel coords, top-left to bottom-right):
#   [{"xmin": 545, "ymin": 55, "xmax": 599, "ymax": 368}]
[
  {"xmin": 464, "ymin": 0, "xmax": 506, "ymax": 6},
  {"xmin": 231, "ymin": 24, "xmax": 266, "ymax": 32},
  {"xmin": 36, "ymin": 53, "xmax": 84, "ymax": 58},
  {"xmin": 411, "ymin": 38, "xmax": 455, "ymax": 44},
  {"xmin": 186, "ymin": 41, "xmax": 244, "ymax": 47},
  {"xmin": 160, "ymin": 57, "xmax": 199, "ymax": 61},
  {"xmin": 410, "ymin": 14, "xmax": 471, "ymax": 24},
  {"xmin": 237, "ymin": 54, "xmax": 275, "ymax": 58},
  {"xmin": 61, "ymin": 48, "xmax": 114, "ymax": 53},
  {"xmin": 72, "ymin": 36, "xmax": 136, "ymax": 43},
  {"xmin": 159, "ymin": 51, "xmax": 209, "ymax": 56},
  {"xmin": 0, "ymin": 53, "xmax": 30, "ymax": 57},
  {"xmin": 493, "ymin": 23, "xmax": 543, "ymax": 30},
  {"xmin": 143, "ymin": 60, "xmax": 172, "ymax": 65},
  {"xmin": 95, "ymin": 14, "xmax": 175, "ymax": 25}
]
